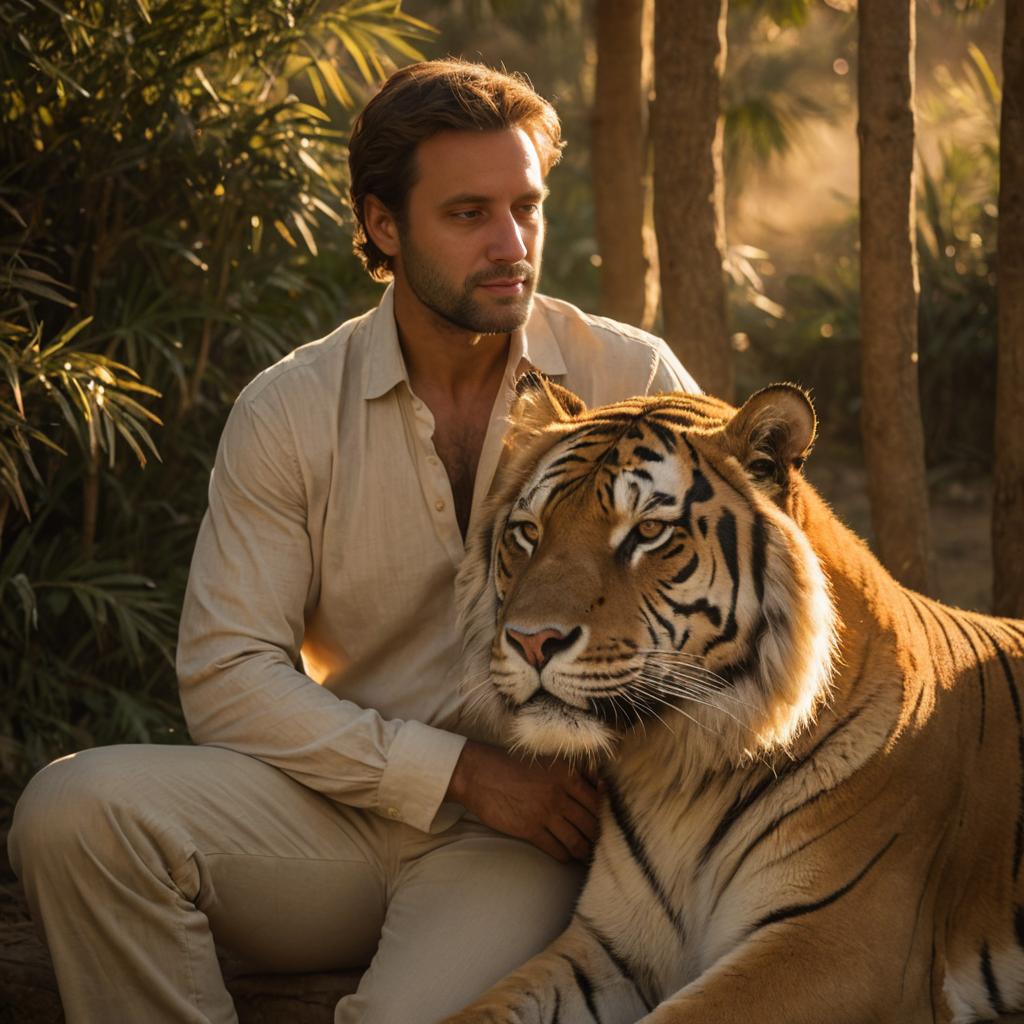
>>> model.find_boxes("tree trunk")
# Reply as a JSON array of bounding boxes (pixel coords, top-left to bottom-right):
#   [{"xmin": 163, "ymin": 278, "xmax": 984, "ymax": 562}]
[
  {"xmin": 857, "ymin": 0, "xmax": 931, "ymax": 593},
  {"xmin": 653, "ymin": 0, "xmax": 733, "ymax": 400},
  {"xmin": 993, "ymin": 0, "xmax": 1024, "ymax": 618},
  {"xmin": 593, "ymin": 0, "xmax": 658, "ymax": 331}
]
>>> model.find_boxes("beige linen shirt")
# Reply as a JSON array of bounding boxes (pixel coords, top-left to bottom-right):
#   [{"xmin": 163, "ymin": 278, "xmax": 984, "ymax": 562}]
[{"xmin": 177, "ymin": 286, "xmax": 698, "ymax": 834}]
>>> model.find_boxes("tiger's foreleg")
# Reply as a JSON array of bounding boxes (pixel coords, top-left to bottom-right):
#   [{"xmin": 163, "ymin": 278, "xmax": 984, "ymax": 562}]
[
  {"xmin": 638, "ymin": 911, "xmax": 943, "ymax": 1024},
  {"xmin": 442, "ymin": 915, "xmax": 651, "ymax": 1024}
]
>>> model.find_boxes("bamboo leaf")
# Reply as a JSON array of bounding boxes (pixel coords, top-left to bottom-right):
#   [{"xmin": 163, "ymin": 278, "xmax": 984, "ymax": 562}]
[
  {"xmin": 291, "ymin": 211, "xmax": 318, "ymax": 256},
  {"xmin": 272, "ymin": 219, "xmax": 297, "ymax": 247}
]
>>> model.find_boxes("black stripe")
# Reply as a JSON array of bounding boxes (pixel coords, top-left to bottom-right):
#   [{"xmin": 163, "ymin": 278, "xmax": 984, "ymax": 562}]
[
  {"xmin": 574, "ymin": 914, "xmax": 654, "ymax": 1012},
  {"xmin": 677, "ymin": 470, "xmax": 713, "ymax": 533},
  {"xmin": 944, "ymin": 609, "xmax": 988, "ymax": 746},
  {"xmin": 973, "ymin": 621, "xmax": 1024, "ymax": 878},
  {"xmin": 703, "ymin": 511, "xmax": 739, "ymax": 656},
  {"xmin": 902, "ymin": 598, "xmax": 935, "ymax": 721},
  {"xmin": 693, "ymin": 697, "xmax": 870, "ymax": 870},
  {"xmin": 999, "ymin": 620, "xmax": 1024, "ymax": 647},
  {"xmin": 561, "ymin": 956, "xmax": 600, "ymax": 1022},
  {"xmin": 752, "ymin": 833, "xmax": 898, "ymax": 932},
  {"xmin": 671, "ymin": 552, "xmax": 699, "ymax": 585},
  {"xmin": 549, "ymin": 987, "xmax": 562, "ymax": 1024},
  {"xmin": 641, "ymin": 592, "xmax": 677, "ymax": 646},
  {"xmin": 548, "ymin": 452, "xmax": 589, "ymax": 469},
  {"xmin": 974, "ymin": 622, "xmax": 1022, "ymax": 725},
  {"xmin": 643, "ymin": 491, "xmax": 676, "ymax": 512},
  {"xmin": 496, "ymin": 549, "xmax": 511, "ymax": 579},
  {"xmin": 700, "ymin": 773, "xmax": 779, "ymax": 869},
  {"xmin": 750, "ymin": 513, "xmax": 767, "ymax": 604},
  {"xmin": 605, "ymin": 780, "xmax": 687, "ymax": 940},
  {"xmin": 981, "ymin": 942, "xmax": 1008, "ymax": 1015},
  {"xmin": 908, "ymin": 595, "xmax": 990, "ymax": 747},
  {"xmin": 545, "ymin": 475, "xmax": 587, "ymax": 507},
  {"xmin": 632, "ymin": 445, "xmax": 663, "ymax": 463},
  {"xmin": 645, "ymin": 417, "xmax": 678, "ymax": 452},
  {"xmin": 664, "ymin": 595, "xmax": 721, "ymax": 628},
  {"xmin": 709, "ymin": 702, "xmax": 871, "ymax": 909}
]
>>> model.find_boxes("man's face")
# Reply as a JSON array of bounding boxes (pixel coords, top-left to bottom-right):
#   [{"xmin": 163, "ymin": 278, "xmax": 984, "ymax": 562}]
[{"xmin": 394, "ymin": 127, "xmax": 547, "ymax": 334}]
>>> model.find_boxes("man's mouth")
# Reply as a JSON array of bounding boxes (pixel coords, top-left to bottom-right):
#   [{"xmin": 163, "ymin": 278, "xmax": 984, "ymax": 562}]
[{"xmin": 478, "ymin": 277, "xmax": 526, "ymax": 297}]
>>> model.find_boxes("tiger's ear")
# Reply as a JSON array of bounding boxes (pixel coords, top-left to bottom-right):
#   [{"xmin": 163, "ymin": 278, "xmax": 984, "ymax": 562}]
[
  {"xmin": 508, "ymin": 371, "xmax": 587, "ymax": 438},
  {"xmin": 725, "ymin": 384, "xmax": 816, "ymax": 490}
]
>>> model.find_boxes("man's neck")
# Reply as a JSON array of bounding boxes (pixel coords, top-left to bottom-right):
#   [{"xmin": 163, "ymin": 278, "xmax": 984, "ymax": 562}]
[{"xmin": 392, "ymin": 276, "xmax": 512, "ymax": 404}]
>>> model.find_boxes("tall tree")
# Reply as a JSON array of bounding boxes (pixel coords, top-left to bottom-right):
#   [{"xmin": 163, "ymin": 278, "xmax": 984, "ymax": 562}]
[
  {"xmin": 653, "ymin": 0, "xmax": 733, "ymax": 399},
  {"xmin": 857, "ymin": 0, "xmax": 931, "ymax": 592},
  {"xmin": 592, "ymin": 0, "xmax": 658, "ymax": 330},
  {"xmin": 993, "ymin": 0, "xmax": 1024, "ymax": 618}
]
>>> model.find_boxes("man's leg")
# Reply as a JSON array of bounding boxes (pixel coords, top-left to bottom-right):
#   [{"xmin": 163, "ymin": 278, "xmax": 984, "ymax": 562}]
[
  {"xmin": 335, "ymin": 819, "xmax": 584, "ymax": 1024},
  {"xmin": 8, "ymin": 743, "xmax": 387, "ymax": 1024}
]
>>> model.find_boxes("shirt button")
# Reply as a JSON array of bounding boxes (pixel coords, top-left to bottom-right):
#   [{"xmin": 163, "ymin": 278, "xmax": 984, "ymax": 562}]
[
  {"xmin": 434, "ymin": 500, "xmax": 445, "ymax": 512},
  {"xmin": 428, "ymin": 456, "xmax": 439, "ymax": 466},
  {"xmin": 412, "ymin": 399, "xmax": 423, "ymax": 411},
  {"xmin": 387, "ymin": 806, "xmax": 401, "ymax": 820}
]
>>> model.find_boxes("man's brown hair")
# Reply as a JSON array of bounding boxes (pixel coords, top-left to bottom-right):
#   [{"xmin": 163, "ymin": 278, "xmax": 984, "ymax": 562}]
[{"xmin": 348, "ymin": 59, "xmax": 563, "ymax": 282}]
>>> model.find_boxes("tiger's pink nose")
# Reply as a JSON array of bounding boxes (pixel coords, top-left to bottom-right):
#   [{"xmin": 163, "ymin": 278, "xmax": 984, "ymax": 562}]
[{"xmin": 505, "ymin": 626, "xmax": 581, "ymax": 670}]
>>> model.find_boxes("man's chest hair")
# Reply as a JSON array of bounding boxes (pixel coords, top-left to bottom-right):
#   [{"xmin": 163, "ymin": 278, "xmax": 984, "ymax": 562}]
[{"xmin": 433, "ymin": 420, "xmax": 489, "ymax": 538}]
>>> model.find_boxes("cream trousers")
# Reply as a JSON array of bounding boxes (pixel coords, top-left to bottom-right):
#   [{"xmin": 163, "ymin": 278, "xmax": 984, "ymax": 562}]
[{"xmin": 8, "ymin": 744, "xmax": 583, "ymax": 1024}]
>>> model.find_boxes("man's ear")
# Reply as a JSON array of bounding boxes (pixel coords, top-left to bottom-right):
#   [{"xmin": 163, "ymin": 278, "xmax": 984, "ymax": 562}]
[
  {"xmin": 724, "ymin": 384, "xmax": 816, "ymax": 491},
  {"xmin": 363, "ymin": 194, "xmax": 400, "ymax": 258},
  {"xmin": 508, "ymin": 372, "xmax": 587, "ymax": 439}
]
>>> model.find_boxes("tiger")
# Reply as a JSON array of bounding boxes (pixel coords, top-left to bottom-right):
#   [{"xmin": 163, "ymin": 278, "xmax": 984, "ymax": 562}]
[{"xmin": 443, "ymin": 374, "xmax": 1024, "ymax": 1024}]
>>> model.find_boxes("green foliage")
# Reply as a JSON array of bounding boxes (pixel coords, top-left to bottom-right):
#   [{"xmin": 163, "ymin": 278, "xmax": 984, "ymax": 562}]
[
  {"xmin": 916, "ymin": 44, "xmax": 999, "ymax": 465},
  {"xmin": 723, "ymin": 2, "xmax": 850, "ymax": 186},
  {"xmin": 0, "ymin": 0, "xmax": 428, "ymax": 795}
]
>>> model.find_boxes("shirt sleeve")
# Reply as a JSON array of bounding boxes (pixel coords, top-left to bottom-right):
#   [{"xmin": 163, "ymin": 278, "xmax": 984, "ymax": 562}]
[
  {"xmin": 176, "ymin": 393, "xmax": 466, "ymax": 834},
  {"xmin": 646, "ymin": 339, "xmax": 703, "ymax": 396}
]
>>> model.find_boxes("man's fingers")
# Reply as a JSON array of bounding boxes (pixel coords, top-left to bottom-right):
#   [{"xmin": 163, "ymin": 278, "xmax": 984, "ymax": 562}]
[
  {"xmin": 548, "ymin": 817, "xmax": 592, "ymax": 862},
  {"xmin": 534, "ymin": 828, "xmax": 572, "ymax": 863},
  {"xmin": 560, "ymin": 795, "xmax": 600, "ymax": 844},
  {"xmin": 565, "ymin": 772, "xmax": 603, "ymax": 818}
]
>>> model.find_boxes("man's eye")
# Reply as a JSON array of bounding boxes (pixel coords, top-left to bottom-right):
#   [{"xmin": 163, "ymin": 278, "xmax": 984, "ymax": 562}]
[
  {"xmin": 452, "ymin": 209, "xmax": 482, "ymax": 221},
  {"xmin": 518, "ymin": 203, "xmax": 540, "ymax": 216}
]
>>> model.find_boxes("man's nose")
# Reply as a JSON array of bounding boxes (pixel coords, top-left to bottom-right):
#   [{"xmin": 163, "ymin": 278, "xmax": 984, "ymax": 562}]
[{"xmin": 487, "ymin": 211, "xmax": 529, "ymax": 263}]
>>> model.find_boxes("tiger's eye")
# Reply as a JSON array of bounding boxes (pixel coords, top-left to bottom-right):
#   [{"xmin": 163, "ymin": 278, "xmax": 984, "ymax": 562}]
[
  {"xmin": 636, "ymin": 520, "xmax": 665, "ymax": 540},
  {"xmin": 518, "ymin": 522, "xmax": 539, "ymax": 544}
]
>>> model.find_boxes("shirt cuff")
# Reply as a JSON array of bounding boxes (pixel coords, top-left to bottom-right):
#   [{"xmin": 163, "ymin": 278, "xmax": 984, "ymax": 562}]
[{"xmin": 377, "ymin": 720, "xmax": 468, "ymax": 833}]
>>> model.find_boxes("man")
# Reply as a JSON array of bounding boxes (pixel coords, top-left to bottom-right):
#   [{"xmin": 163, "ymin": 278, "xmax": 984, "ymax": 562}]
[{"xmin": 9, "ymin": 59, "xmax": 697, "ymax": 1023}]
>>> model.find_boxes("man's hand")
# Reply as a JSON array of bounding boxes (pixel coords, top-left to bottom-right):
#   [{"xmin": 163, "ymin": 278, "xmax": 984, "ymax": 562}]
[{"xmin": 446, "ymin": 740, "xmax": 603, "ymax": 863}]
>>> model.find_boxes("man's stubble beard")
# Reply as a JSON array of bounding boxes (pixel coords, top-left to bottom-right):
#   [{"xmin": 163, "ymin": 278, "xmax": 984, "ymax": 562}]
[{"xmin": 398, "ymin": 231, "xmax": 541, "ymax": 335}]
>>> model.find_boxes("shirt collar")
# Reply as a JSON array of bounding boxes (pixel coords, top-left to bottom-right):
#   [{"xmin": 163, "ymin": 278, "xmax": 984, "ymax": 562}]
[
  {"xmin": 363, "ymin": 284, "xmax": 568, "ymax": 401},
  {"xmin": 363, "ymin": 285, "xmax": 409, "ymax": 400}
]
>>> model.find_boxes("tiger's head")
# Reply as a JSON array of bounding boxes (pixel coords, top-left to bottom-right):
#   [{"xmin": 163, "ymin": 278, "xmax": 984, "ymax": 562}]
[{"xmin": 457, "ymin": 377, "xmax": 837, "ymax": 768}]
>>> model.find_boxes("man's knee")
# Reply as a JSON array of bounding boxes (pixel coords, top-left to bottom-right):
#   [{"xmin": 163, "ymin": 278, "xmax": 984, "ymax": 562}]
[{"xmin": 9, "ymin": 745, "xmax": 153, "ymax": 882}]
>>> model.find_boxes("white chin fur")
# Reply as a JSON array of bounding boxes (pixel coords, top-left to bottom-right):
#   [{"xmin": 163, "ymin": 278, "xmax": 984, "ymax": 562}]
[{"xmin": 510, "ymin": 702, "xmax": 617, "ymax": 761}]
